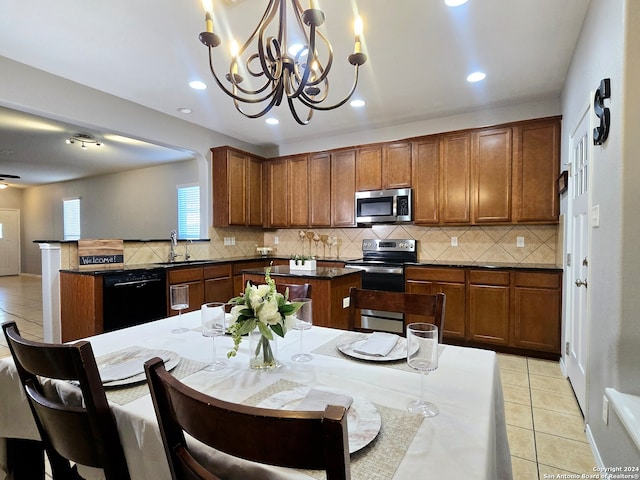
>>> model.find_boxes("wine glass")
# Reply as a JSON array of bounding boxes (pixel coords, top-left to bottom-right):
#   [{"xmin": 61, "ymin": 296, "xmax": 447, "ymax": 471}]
[
  {"xmin": 170, "ymin": 284, "xmax": 189, "ymax": 334},
  {"xmin": 406, "ymin": 323, "xmax": 439, "ymax": 417},
  {"xmin": 291, "ymin": 298, "xmax": 312, "ymax": 362},
  {"xmin": 201, "ymin": 302, "xmax": 227, "ymax": 371}
]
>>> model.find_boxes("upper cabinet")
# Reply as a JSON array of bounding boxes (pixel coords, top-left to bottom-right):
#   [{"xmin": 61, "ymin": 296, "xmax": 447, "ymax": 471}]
[
  {"xmin": 212, "ymin": 117, "xmax": 560, "ymax": 230},
  {"xmin": 309, "ymin": 153, "xmax": 332, "ymax": 226},
  {"xmin": 331, "ymin": 149, "xmax": 356, "ymax": 227},
  {"xmin": 440, "ymin": 132, "xmax": 472, "ymax": 224},
  {"xmin": 412, "ymin": 136, "xmax": 440, "ymax": 224},
  {"xmin": 212, "ymin": 146, "xmax": 264, "ymax": 227},
  {"xmin": 382, "ymin": 142, "xmax": 412, "ymax": 189},
  {"xmin": 472, "ymin": 127, "xmax": 513, "ymax": 223},
  {"xmin": 412, "ymin": 117, "xmax": 560, "ymax": 226},
  {"xmin": 355, "ymin": 142, "xmax": 412, "ymax": 191},
  {"xmin": 512, "ymin": 118, "xmax": 561, "ymax": 223},
  {"xmin": 355, "ymin": 146, "xmax": 382, "ymax": 191}
]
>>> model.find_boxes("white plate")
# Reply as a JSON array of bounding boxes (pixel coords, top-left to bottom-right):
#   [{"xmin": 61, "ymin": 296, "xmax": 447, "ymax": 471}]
[
  {"xmin": 97, "ymin": 347, "xmax": 180, "ymax": 387},
  {"xmin": 337, "ymin": 334, "xmax": 418, "ymax": 362},
  {"xmin": 256, "ymin": 386, "xmax": 381, "ymax": 453}
]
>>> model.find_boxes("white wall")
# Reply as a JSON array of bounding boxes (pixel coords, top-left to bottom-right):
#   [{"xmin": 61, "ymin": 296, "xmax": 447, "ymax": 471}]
[
  {"xmin": 21, "ymin": 160, "xmax": 199, "ymax": 274},
  {"xmin": 561, "ymin": 0, "xmax": 640, "ymax": 467}
]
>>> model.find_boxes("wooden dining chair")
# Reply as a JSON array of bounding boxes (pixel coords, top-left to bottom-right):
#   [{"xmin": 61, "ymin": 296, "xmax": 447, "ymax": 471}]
[
  {"xmin": 2, "ymin": 321, "xmax": 131, "ymax": 480},
  {"xmin": 144, "ymin": 357, "xmax": 351, "ymax": 480},
  {"xmin": 348, "ymin": 288, "xmax": 446, "ymax": 341}
]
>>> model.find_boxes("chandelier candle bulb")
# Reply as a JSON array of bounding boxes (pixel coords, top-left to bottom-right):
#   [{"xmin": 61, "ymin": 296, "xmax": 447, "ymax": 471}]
[
  {"xmin": 205, "ymin": 11, "xmax": 213, "ymax": 34},
  {"xmin": 354, "ymin": 16, "xmax": 363, "ymax": 53}
]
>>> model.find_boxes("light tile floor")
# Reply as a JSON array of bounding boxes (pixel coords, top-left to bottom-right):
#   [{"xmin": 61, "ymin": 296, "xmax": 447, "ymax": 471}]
[{"xmin": 0, "ymin": 274, "xmax": 598, "ymax": 479}]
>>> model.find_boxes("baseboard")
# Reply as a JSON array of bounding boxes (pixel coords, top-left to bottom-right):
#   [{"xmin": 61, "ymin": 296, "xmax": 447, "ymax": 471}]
[{"xmin": 585, "ymin": 423, "xmax": 605, "ymax": 469}]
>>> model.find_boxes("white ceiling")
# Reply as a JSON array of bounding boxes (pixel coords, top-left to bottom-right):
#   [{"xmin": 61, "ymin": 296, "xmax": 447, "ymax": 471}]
[{"xmin": 0, "ymin": 0, "xmax": 590, "ymax": 187}]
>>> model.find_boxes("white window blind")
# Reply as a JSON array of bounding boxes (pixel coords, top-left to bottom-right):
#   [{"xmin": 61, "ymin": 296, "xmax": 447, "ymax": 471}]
[
  {"xmin": 177, "ymin": 185, "xmax": 200, "ymax": 239},
  {"xmin": 63, "ymin": 198, "xmax": 81, "ymax": 240}
]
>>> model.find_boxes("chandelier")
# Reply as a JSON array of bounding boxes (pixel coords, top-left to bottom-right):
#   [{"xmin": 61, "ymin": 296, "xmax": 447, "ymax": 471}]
[
  {"xmin": 66, "ymin": 133, "xmax": 102, "ymax": 150},
  {"xmin": 198, "ymin": 0, "xmax": 367, "ymax": 125}
]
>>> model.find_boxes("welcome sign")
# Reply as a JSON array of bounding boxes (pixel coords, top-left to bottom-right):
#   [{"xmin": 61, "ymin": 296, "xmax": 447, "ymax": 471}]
[{"xmin": 78, "ymin": 239, "xmax": 124, "ymax": 267}]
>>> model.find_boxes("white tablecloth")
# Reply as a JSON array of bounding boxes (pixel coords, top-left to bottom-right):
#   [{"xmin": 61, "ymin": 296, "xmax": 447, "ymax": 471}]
[{"xmin": 0, "ymin": 312, "xmax": 512, "ymax": 480}]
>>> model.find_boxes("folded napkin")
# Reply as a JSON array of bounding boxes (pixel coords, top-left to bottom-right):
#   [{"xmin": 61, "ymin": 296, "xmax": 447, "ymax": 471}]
[
  {"xmin": 295, "ymin": 388, "xmax": 353, "ymax": 411},
  {"xmin": 353, "ymin": 332, "xmax": 399, "ymax": 357},
  {"xmin": 99, "ymin": 359, "xmax": 144, "ymax": 383}
]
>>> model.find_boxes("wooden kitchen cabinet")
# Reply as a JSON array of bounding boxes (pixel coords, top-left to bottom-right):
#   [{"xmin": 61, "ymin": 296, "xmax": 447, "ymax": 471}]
[
  {"xmin": 204, "ymin": 264, "xmax": 234, "ymax": 303},
  {"xmin": 472, "ymin": 127, "xmax": 512, "ymax": 223},
  {"xmin": 331, "ymin": 149, "xmax": 356, "ymax": 226},
  {"xmin": 232, "ymin": 260, "xmax": 267, "ymax": 295},
  {"xmin": 440, "ymin": 132, "xmax": 471, "ymax": 223},
  {"xmin": 412, "ymin": 136, "xmax": 440, "ymax": 224},
  {"xmin": 309, "ymin": 153, "xmax": 332, "ymax": 226},
  {"xmin": 405, "ymin": 266, "xmax": 466, "ymax": 340},
  {"xmin": 512, "ymin": 271, "xmax": 562, "ymax": 352},
  {"xmin": 468, "ymin": 270, "xmax": 511, "ymax": 346},
  {"xmin": 287, "ymin": 155, "xmax": 309, "ymax": 227},
  {"xmin": 266, "ymin": 158, "xmax": 289, "ymax": 227},
  {"xmin": 168, "ymin": 267, "xmax": 204, "ymax": 315},
  {"xmin": 512, "ymin": 117, "xmax": 561, "ymax": 223},
  {"xmin": 382, "ymin": 142, "xmax": 412, "ymax": 189},
  {"xmin": 355, "ymin": 145, "xmax": 382, "ymax": 191},
  {"xmin": 211, "ymin": 146, "xmax": 264, "ymax": 227}
]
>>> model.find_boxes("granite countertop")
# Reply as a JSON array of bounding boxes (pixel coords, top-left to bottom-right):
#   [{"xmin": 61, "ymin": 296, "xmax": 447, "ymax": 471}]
[
  {"xmin": 241, "ymin": 265, "xmax": 362, "ymax": 280},
  {"xmin": 59, "ymin": 255, "xmax": 562, "ymax": 275}
]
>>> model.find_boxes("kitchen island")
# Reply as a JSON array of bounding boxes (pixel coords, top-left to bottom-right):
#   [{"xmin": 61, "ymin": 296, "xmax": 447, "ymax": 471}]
[{"xmin": 241, "ymin": 265, "xmax": 362, "ymax": 330}]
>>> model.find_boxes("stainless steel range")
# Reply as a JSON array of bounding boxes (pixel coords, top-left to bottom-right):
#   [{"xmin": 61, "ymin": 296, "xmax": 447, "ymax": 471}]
[{"xmin": 345, "ymin": 239, "xmax": 417, "ymax": 333}]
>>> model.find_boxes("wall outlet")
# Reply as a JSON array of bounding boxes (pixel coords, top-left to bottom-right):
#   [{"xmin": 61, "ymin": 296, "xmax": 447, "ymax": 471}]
[
  {"xmin": 451, "ymin": 237, "xmax": 458, "ymax": 247},
  {"xmin": 592, "ymin": 205, "xmax": 600, "ymax": 228},
  {"xmin": 516, "ymin": 237, "xmax": 525, "ymax": 248},
  {"xmin": 274, "ymin": 236, "xmax": 279, "ymax": 245},
  {"xmin": 342, "ymin": 297, "xmax": 350, "ymax": 308},
  {"xmin": 223, "ymin": 237, "xmax": 236, "ymax": 246},
  {"xmin": 603, "ymin": 395, "xmax": 609, "ymax": 425}
]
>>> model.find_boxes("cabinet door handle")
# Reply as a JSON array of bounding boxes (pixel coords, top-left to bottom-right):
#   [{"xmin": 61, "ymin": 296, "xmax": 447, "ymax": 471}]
[{"xmin": 575, "ymin": 279, "xmax": 588, "ymax": 288}]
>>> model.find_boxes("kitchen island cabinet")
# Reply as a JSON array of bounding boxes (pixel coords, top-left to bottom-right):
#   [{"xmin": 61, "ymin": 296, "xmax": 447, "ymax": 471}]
[{"xmin": 241, "ymin": 266, "xmax": 362, "ymax": 330}]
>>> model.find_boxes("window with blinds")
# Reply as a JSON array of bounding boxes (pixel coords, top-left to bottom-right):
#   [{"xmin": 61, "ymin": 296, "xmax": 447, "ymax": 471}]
[
  {"xmin": 63, "ymin": 198, "xmax": 81, "ymax": 240},
  {"xmin": 177, "ymin": 185, "xmax": 200, "ymax": 239}
]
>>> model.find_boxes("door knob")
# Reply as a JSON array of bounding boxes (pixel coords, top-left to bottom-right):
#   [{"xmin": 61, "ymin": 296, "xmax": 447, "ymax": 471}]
[{"xmin": 575, "ymin": 279, "xmax": 588, "ymax": 288}]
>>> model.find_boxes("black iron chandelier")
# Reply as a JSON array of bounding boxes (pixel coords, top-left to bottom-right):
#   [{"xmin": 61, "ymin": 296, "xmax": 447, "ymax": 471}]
[{"xmin": 198, "ymin": 0, "xmax": 367, "ymax": 125}]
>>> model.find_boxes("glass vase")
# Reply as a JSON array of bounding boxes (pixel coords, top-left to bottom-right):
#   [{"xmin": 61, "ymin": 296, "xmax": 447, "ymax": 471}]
[{"xmin": 249, "ymin": 330, "xmax": 280, "ymax": 370}]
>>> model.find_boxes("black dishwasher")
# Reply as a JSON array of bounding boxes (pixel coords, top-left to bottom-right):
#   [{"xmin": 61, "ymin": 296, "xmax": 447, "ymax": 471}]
[{"xmin": 102, "ymin": 270, "xmax": 167, "ymax": 332}]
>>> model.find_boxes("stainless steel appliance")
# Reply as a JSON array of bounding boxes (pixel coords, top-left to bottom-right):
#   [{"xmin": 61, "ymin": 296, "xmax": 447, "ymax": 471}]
[
  {"xmin": 345, "ymin": 239, "xmax": 417, "ymax": 333},
  {"xmin": 103, "ymin": 270, "xmax": 167, "ymax": 332},
  {"xmin": 355, "ymin": 188, "xmax": 412, "ymax": 224}
]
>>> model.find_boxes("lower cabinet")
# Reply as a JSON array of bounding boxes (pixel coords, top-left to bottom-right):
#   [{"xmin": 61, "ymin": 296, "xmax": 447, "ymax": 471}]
[
  {"xmin": 168, "ymin": 267, "xmax": 204, "ymax": 315},
  {"xmin": 405, "ymin": 267, "xmax": 466, "ymax": 340},
  {"xmin": 406, "ymin": 265, "xmax": 562, "ymax": 357},
  {"xmin": 204, "ymin": 264, "xmax": 234, "ymax": 303},
  {"xmin": 468, "ymin": 270, "xmax": 510, "ymax": 346}
]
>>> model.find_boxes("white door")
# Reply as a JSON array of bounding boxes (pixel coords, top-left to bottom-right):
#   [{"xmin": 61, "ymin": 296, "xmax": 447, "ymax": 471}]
[
  {"xmin": 566, "ymin": 107, "xmax": 591, "ymax": 414},
  {"xmin": 0, "ymin": 208, "xmax": 20, "ymax": 276}
]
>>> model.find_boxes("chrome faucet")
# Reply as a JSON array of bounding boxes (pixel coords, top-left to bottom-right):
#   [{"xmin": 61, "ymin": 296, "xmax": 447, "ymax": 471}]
[{"xmin": 169, "ymin": 230, "xmax": 181, "ymax": 263}]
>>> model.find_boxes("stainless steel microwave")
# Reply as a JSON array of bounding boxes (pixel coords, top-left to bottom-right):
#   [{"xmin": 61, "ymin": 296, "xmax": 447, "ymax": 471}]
[{"xmin": 355, "ymin": 188, "xmax": 412, "ymax": 224}]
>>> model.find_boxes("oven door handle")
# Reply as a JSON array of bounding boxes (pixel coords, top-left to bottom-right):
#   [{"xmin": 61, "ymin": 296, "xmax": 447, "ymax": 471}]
[{"xmin": 345, "ymin": 265, "xmax": 404, "ymax": 275}]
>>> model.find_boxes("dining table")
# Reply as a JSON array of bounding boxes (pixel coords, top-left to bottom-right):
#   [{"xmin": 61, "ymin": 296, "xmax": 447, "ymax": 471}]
[{"xmin": 0, "ymin": 311, "xmax": 512, "ymax": 480}]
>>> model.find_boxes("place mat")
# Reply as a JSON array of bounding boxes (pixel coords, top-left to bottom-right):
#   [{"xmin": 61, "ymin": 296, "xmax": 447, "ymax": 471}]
[
  {"xmin": 105, "ymin": 357, "xmax": 208, "ymax": 405},
  {"xmin": 312, "ymin": 333, "xmax": 446, "ymax": 373},
  {"xmin": 243, "ymin": 379, "xmax": 424, "ymax": 480}
]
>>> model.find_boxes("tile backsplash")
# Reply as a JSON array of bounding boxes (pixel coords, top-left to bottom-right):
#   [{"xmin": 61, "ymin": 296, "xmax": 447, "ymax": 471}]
[{"xmin": 58, "ymin": 224, "xmax": 560, "ymax": 269}]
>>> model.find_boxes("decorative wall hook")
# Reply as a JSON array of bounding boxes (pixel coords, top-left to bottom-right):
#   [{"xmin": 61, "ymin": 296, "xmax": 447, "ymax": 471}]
[{"xmin": 593, "ymin": 78, "xmax": 611, "ymax": 145}]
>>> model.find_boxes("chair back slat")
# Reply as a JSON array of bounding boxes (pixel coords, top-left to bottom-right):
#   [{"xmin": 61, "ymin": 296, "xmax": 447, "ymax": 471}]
[
  {"xmin": 348, "ymin": 288, "xmax": 446, "ymax": 340},
  {"xmin": 145, "ymin": 357, "xmax": 350, "ymax": 480},
  {"xmin": 2, "ymin": 321, "xmax": 131, "ymax": 480}
]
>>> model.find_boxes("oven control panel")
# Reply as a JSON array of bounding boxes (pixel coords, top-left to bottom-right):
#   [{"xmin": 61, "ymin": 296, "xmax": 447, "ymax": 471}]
[{"xmin": 362, "ymin": 239, "xmax": 416, "ymax": 252}]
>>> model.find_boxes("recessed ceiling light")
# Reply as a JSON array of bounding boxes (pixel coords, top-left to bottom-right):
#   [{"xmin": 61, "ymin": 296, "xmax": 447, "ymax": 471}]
[
  {"xmin": 265, "ymin": 117, "xmax": 279, "ymax": 125},
  {"xmin": 189, "ymin": 80, "xmax": 207, "ymax": 90},
  {"xmin": 467, "ymin": 71, "xmax": 486, "ymax": 83},
  {"xmin": 0, "ymin": 184, "xmax": 8, "ymax": 190},
  {"xmin": 350, "ymin": 99, "xmax": 366, "ymax": 108},
  {"xmin": 177, "ymin": 107, "xmax": 193, "ymax": 114},
  {"xmin": 445, "ymin": 0, "xmax": 468, "ymax": 6}
]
